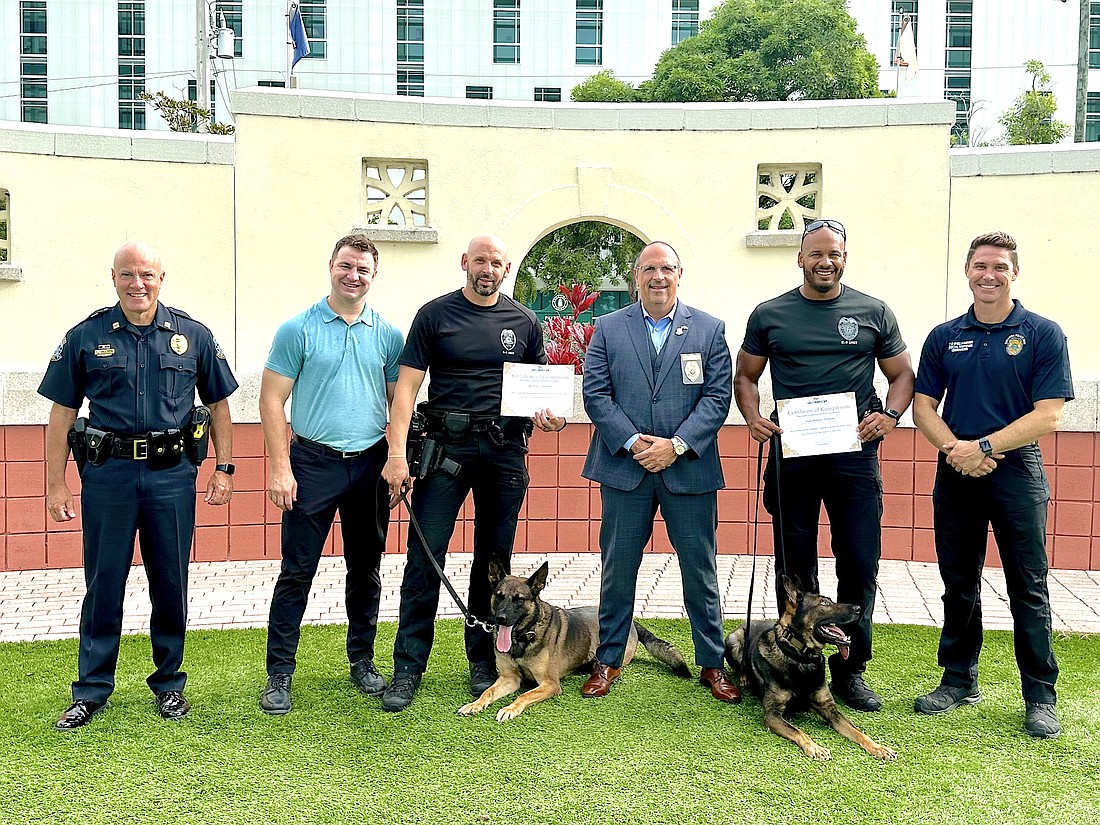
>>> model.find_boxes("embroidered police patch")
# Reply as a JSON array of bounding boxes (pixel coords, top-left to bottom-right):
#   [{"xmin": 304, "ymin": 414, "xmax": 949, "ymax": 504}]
[
  {"xmin": 838, "ymin": 316, "xmax": 859, "ymax": 342},
  {"xmin": 213, "ymin": 338, "xmax": 227, "ymax": 359},
  {"xmin": 500, "ymin": 329, "xmax": 517, "ymax": 353},
  {"xmin": 1005, "ymin": 333, "xmax": 1026, "ymax": 356},
  {"xmin": 51, "ymin": 336, "xmax": 66, "ymax": 362}
]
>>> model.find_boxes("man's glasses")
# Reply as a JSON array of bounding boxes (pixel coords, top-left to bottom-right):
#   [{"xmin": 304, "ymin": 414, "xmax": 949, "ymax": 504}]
[
  {"xmin": 638, "ymin": 264, "xmax": 680, "ymax": 276},
  {"xmin": 802, "ymin": 218, "xmax": 846, "ymax": 240}
]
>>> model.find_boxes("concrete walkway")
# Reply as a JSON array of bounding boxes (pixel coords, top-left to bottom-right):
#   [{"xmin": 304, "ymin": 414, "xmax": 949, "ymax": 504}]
[{"xmin": 2, "ymin": 554, "xmax": 1100, "ymax": 643}]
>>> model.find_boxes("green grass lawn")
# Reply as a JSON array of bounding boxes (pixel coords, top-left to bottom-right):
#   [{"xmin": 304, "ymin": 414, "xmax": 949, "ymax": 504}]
[{"xmin": 2, "ymin": 621, "xmax": 1098, "ymax": 825}]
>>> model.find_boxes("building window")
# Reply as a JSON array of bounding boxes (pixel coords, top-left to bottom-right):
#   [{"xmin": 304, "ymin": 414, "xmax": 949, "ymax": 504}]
[
  {"xmin": 671, "ymin": 0, "xmax": 699, "ymax": 45},
  {"xmin": 299, "ymin": 0, "xmax": 325, "ymax": 59},
  {"xmin": 118, "ymin": 1, "xmax": 145, "ymax": 56},
  {"xmin": 216, "ymin": 1, "xmax": 243, "ymax": 58},
  {"xmin": 889, "ymin": 1, "xmax": 917, "ymax": 67},
  {"xmin": 944, "ymin": 0, "xmax": 972, "ymax": 142},
  {"xmin": 364, "ymin": 159, "xmax": 428, "ymax": 227},
  {"xmin": 258, "ymin": 79, "xmax": 286, "ymax": 88},
  {"xmin": 466, "ymin": 85, "xmax": 493, "ymax": 100},
  {"xmin": 397, "ymin": 0, "xmax": 424, "ymax": 96},
  {"xmin": 188, "ymin": 79, "xmax": 217, "ymax": 121},
  {"xmin": 576, "ymin": 0, "xmax": 603, "ymax": 65},
  {"xmin": 1087, "ymin": 92, "xmax": 1100, "ymax": 142},
  {"xmin": 494, "ymin": 0, "xmax": 520, "ymax": 63},
  {"xmin": 1090, "ymin": 2, "xmax": 1100, "ymax": 69},
  {"xmin": 118, "ymin": 60, "xmax": 145, "ymax": 129},
  {"xmin": 756, "ymin": 164, "xmax": 821, "ymax": 232},
  {"xmin": 534, "ymin": 86, "xmax": 561, "ymax": 102},
  {"xmin": 20, "ymin": 2, "xmax": 47, "ymax": 123},
  {"xmin": 0, "ymin": 189, "xmax": 9, "ymax": 263}
]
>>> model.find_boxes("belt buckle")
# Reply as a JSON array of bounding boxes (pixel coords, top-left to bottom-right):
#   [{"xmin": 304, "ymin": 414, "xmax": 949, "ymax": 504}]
[
  {"xmin": 340, "ymin": 449, "xmax": 360, "ymax": 459},
  {"xmin": 133, "ymin": 439, "xmax": 149, "ymax": 460}
]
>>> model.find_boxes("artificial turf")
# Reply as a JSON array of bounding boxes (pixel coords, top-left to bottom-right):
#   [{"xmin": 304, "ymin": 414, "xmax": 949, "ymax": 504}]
[{"xmin": 2, "ymin": 620, "xmax": 1097, "ymax": 825}]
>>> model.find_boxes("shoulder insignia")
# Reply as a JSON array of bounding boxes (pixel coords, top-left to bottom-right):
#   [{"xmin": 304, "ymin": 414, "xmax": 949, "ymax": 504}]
[
  {"xmin": 214, "ymin": 338, "xmax": 226, "ymax": 359},
  {"xmin": 85, "ymin": 306, "xmax": 112, "ymax": 320},
  {"xmin": 51, "ymin": 335, "xmax": 66, "ymax": 362}
]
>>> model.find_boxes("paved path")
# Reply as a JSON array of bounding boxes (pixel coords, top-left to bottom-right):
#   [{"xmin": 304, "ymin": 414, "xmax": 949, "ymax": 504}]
[{"xmin": 2, "ymin": 554, "xmax": 1099, "ymax": 643}]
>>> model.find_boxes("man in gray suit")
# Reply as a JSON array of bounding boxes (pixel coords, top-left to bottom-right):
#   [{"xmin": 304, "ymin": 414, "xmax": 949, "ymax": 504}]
[{"xmin": 580, "ymin": 241, "xmax": 739, "ymax": 703}]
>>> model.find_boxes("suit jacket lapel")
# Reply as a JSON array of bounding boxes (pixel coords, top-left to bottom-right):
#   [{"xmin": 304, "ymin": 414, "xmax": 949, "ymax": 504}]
[
  {"xmin": 624, "ymin": 303, "xmax": 655, "ymax": 390},
  {"xmin": 654, "ymin": 304, "xmax": 692, "ymax": 396}
]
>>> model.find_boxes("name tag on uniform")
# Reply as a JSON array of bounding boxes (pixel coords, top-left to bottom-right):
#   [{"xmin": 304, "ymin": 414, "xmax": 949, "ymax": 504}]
[{"xmin": 681, "ymin": 353, "xmax": 703, "ymax": 385}]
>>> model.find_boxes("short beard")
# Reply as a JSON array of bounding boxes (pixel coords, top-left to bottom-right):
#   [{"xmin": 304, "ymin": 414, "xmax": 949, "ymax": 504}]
[
  {"xmin": 804, "ymin": 266, "xmax": 843, "ymax": 294},
  {"xmin": 470, "ymin": 277, "xmax": 501, "ymax": 297}
]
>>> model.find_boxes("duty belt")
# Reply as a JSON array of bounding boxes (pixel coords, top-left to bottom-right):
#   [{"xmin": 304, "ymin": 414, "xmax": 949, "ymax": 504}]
[
  {"xmin": 421, "ymin": 410, "xmax": 501, "ymax": 433},
  {"xmin": 292, "ymin": 433, "xmax": 372, "ymax": 459},
  {"xmin": 109, "ymin": 431, "xmax": 185, "ymax": 461}
]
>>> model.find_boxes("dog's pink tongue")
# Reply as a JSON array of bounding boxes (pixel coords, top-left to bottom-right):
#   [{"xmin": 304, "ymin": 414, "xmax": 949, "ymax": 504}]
[
  {"xmin": 496, "ymin": 624, "xmax": 512, "ymax": 654},
  {"xmin": 839, "ymin": 644, "xmax": 850, "ymax": 660}
]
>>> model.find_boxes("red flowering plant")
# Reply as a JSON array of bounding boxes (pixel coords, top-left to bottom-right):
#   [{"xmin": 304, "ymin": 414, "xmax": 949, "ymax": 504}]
[{"xmin": 544, "ymin": 284, "xmax": 601, "ymax": 374}]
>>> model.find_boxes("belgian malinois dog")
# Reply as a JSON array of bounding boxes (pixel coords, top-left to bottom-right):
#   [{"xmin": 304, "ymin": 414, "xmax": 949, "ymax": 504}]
[
  {"xmin": 724, "ymin": 576, "xmax": 896, "ymax": 761},
  {"xmin": 458, "ymin": 559, "xmax": 691, "ymax": 722}
]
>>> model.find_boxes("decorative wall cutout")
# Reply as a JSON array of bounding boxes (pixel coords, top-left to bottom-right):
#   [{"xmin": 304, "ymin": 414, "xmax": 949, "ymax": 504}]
[
  {"xmin": 0, "ymin": 189, "xmax": 9, "ymax": 263},
  {"xmin": 756, "ymin": 164, "xmax": 821, "ymax": 231},
  {"xmin": 363, "ymin": 159, "xmax": 428, "ymax": 227}
]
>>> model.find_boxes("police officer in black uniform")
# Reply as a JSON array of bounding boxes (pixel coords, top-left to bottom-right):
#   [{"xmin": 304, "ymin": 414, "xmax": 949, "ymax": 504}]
[
  {"xmin": 41, "ymin": 241, "xmax": 238, "ymax": 730},
  {"xmin": 380, "ymin": 234, "xmax": 565, "ymax": 712}
]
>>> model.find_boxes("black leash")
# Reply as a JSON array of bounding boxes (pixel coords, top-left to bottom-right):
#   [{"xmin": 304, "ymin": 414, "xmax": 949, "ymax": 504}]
[
  {"xmin": 397, "ymin": 488, "xmax": 495, "ymax": 634},
  {"xmin": 741, "ymin": 432, "xmax": 786, "ymax": 681}
]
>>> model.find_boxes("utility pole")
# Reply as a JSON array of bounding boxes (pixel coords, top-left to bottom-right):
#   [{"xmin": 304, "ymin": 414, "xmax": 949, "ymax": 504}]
[
  {"xmin": 196, "ymin": 0, "xmax": 212, "ymax": 117},
  {"xmin": 1075, "ymin": 0, "xmax": 1088, "ymax": 142}
]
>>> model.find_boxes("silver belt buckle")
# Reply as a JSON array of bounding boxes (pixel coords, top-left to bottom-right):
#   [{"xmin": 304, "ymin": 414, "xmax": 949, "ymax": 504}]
[{"xmin": 133, "ymin": 439, "xmax": 149, "ymax": 460}]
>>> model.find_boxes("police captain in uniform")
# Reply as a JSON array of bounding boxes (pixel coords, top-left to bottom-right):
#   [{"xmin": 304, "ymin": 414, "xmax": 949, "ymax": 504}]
[{"xmin": 41, "ymin": 241, "xmax": 238, "ymax": 730}]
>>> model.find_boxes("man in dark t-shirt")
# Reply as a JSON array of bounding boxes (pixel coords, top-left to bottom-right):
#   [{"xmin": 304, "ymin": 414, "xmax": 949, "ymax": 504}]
[
  {"xmin": 734, "ymin": 219, "xmax": 915, "ymax": 714},
  {"xmin": 380, "ymin": 234, "xmax": 565, "ymax": 712}
]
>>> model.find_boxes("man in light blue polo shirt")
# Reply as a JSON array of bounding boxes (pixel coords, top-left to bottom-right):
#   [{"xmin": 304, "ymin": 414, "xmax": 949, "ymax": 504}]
[{"xmin": 258, "ymin": 233, "xmax": 404, "ymax": 715}]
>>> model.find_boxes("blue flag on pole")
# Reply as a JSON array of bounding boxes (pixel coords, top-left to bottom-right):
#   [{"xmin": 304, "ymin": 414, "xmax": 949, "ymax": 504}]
[{"xmin": 289, "ymin": 2, "xmax": 311, "ymax": 69}]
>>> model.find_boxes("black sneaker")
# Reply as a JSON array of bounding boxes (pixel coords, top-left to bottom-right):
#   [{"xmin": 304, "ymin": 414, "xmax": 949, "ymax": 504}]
[
  {"xmin": 260, "ymin": 673, "xmax": 293, "ymax": 715},
  {"xmin": 350, "ymin": 659, "xmax": 387, "ymax": 697},
  {"xmin": 469, "ymin": 660, "xmax": 497, "ymax": 697},
  {"xmin": 914, "ymin": 684, "xmax": 981, "ymax": 715},
  {"xmin": 1024, "ymin": 702, "xmax": 1060, "ymax": 739},
  {"xmin": 156, "ymin": 690, "xmax": 191, "ymax": 720},
  {"xmin": 830, "ymin": 674, "xmax": 883, "ymax": 712},
  {"xmin": 382, "ymin": 673, "xmax": 421, "ymax": 713}
]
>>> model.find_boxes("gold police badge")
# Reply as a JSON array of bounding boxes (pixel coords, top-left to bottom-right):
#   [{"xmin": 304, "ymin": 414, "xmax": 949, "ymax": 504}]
[
  {"xmin": 680, "ymin": 352, "xmax": 703, "ymax": 385},
  {"xmin": 1004, "ymin": 333, "xmax": 1026, "ymax": 357},
  {"xmin": 170, "ymin": 334, "xmax": 189, "ymax": 355}
]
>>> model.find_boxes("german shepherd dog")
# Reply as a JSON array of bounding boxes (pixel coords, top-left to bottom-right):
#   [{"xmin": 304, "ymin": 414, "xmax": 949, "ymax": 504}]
[
  {"xmin": 458, "ymin": 559, "xmax": 692, "ymax": 722},
  {"xmin": 724, "ymin": 577, "xmax": 896, "ymax": 761}
]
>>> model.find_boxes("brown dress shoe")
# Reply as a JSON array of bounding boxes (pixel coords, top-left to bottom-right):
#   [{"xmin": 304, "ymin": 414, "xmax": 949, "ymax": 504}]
[
  {"xmin": 699, "ymin": 667, "xmax": 742, "ymax": 703},
  {"xmin": 582, "ymin": 662, "xmax": 622, "ymax": 698}
]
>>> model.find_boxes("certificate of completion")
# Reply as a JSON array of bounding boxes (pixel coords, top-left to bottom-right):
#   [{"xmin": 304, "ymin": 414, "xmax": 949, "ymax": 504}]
[
  {"xmin": 776, "ymin": 392, "xmax": 861, "ymax": 458},
  {"xmin": 500, "ymin": 363, "xmax": 576, "ymax": 418}
]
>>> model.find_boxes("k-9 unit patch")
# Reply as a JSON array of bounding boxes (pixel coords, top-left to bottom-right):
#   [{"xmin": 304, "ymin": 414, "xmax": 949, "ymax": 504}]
[
  {"xmin": 500, "ymin": 328, "xmax": 517, "ymax": 354},
  {"xmin": 838, "ymin": 316, "xmax": 859, "ymax": 342},
  {"xmin": 1005, "ymin": 334, "xmax": 1026, "ymax": 356}
]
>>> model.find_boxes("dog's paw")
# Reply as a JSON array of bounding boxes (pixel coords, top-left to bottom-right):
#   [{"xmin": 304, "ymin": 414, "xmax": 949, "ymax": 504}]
[
  {"xmin": 803, "ymin": 743, "xmax": 832, "ymax": 761},
  {"xmin": 496, "ymin": 704, "xmax": 523, "ymax": 722},
  {"xmin": 457, "ymin": 701, "xmax": 483, "ymax": 716},
  {"xmin": 868, "ymin": 743, "xmax": 897, "ymax": 761}
]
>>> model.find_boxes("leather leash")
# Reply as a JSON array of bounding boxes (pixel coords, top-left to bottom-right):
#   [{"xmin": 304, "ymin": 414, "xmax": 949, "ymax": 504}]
[{"xmin": 742, "ymin": 432, "xmax": 786, "ymax": 680}]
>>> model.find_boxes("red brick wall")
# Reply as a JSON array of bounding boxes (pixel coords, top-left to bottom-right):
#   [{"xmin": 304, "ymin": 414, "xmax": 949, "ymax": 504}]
[{"xmin": 2, "ymin": 422, "xmax": 1098, "ymax": 571}]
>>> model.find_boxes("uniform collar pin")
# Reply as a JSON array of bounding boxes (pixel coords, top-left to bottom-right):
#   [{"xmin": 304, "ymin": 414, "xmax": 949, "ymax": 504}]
[{"xmin": 675, "ymin": 324, "xmax": 688, "ymax": 336}]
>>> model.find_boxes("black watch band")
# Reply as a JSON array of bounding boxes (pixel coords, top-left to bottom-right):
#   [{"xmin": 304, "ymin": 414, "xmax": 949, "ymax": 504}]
[
  {"xmin": 884, "ymin": 408, "xmax": 902, "ymax": 422},
  {"xmin": 215, "ymin": 463, "xmax": 236, "ymax": 475},
  {"xmin": 978, "ymin": 438, "xmax": 994, "ymax": 457}
]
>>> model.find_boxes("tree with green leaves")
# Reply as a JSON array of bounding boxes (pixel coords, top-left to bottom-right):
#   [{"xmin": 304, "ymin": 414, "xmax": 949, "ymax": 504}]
[
  {"xmin": 998, "ymin": 60, "xmax": 1071, "ymax": 146},
  {"xmin": 572, "ymin": 0, "xmax": 881, "ymax": 103},
  {"xmin": 515, "ymin": 221, "xmax": 644, "ymax": 305},
  {"xmin": 139, "ymin": 91, "xmax": 235, "ymax": 135},
  {"xmin": 570, "ymin": 70, "xmax": 640, "ymax": 103}
]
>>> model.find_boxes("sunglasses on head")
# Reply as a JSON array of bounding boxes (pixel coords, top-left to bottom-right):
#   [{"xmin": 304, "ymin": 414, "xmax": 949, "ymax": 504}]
[{"xmin": 802, "ymin": 218, "xmax": 846, "ymax": 240}]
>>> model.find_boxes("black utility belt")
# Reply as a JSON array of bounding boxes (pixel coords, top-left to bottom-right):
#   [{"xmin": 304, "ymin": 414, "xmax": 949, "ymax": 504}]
[
  {"xmin": 292, "ymin": 433, "xmax": 375, "ymax": 459},
  {"xmin": 108, "ymin": 431, "xmax": 186, "ymax": 460},
  {"xmin": 421, "ymin": 409, "xmax": 503, "ymax": 434}
]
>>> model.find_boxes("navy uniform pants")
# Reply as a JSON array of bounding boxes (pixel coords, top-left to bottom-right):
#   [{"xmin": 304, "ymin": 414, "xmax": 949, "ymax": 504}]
[
  {"xmin": 932, "ymin": 444, "xmax": 1057, "ymax": 704},
  {"xmin": 596, "ymin": 474, "xmax": 726, "ymax": 669},
  {"xmin": 75, "ymin": 457, "xmax": 197, "ymax": 704},
  {"xmin": 266, "ymin": 437, "xmax": 389, "ymax": 675},
  {"xmin": 392, "ymin": 430, "xmax": 528, "ymax": 675},
  {"xmin": 764, "ymin": 440, "xmax": 883, "ymax": 678}
]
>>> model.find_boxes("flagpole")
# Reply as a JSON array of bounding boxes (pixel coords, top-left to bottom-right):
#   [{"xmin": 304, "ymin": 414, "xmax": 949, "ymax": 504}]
[{"xmin": 286, "ymin": 3, "xmax": 294, "ymax": 88}]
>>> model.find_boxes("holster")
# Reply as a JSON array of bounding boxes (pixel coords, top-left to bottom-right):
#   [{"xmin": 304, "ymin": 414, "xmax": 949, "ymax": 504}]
[
  {"xmin": 67, "ymin": 418, "xmax": 89, "ymax": 474},
  {"xmin": 84, "ymin": 426, "xmax": 111, "ymax": 466},
  {"xmin": 186, "ymin": 405, "xmax": 211, "ymax": 465}
]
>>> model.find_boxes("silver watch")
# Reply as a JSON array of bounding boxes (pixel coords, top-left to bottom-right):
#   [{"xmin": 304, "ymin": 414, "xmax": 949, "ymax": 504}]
[{"xmin": 671, "ymin": 436, "xmax": 687, "ymax": 456}]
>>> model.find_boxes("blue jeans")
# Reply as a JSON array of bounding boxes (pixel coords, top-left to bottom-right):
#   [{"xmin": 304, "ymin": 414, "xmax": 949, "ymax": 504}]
[
  {"xmin": 932, "ymin": 444, "xmax": 1057, "ymax": 704},
  {"xmin": 392, "ymin": 429, "xmax": 529, "ymax": 674}
]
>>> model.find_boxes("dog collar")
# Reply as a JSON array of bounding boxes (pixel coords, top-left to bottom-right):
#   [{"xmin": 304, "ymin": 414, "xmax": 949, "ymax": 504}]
[{"xmin": 775, "ymin": 624, "xmax": 820, "ymax": 663}]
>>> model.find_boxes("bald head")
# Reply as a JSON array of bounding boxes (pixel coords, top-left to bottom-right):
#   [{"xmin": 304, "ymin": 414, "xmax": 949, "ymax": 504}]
[
  {"xmin": 113, "ymin": 241, "xmax": 162, "ymax": 274},
  {"xmin": 111, "ymin": 241, "xmax": 165, "ymax": 324},
  {"xmin": 462, "ymin": 234, "xmax": 511, "ymax": 304}
]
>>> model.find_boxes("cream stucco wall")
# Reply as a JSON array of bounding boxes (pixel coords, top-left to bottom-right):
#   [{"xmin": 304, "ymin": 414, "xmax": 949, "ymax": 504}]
[{"xmin": 1, "ymin": 95, "xmax": 1097, "ymax": 428}]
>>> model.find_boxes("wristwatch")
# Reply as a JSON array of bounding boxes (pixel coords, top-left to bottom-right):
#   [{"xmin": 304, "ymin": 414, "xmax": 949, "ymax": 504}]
[
  {"xmin": 215, "ymin": 463, "xmax": 236, "ymax": 475},
  {"xmin": 884, "ymin": 408, "xmax": 902, "ymax": 423},
  {"xmin": 671, "ymin": 436, "xmax": 688, "ymax": 456},
  {"xmin": 978, "ymin": 438, "xmax": 994, "ymax": 457}
]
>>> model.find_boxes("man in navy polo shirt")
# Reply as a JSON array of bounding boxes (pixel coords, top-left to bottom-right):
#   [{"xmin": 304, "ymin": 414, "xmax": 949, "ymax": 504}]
[
  {"xmin": 912, "ymin": 231, "xmax": 1073, "ymax": 738},
  {"xmin": 258, "ymin": 234, "xmax": 404, "ymax": 715}
]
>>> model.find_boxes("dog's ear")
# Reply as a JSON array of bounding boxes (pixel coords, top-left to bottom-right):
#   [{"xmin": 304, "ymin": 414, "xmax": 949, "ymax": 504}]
[
  {"xmin": 782, "ymin": 575, "xmax": 801, "ymax": 608},
  {"xmin": 488, "ymin": 556, "xmax": 507, "ymax": 587},
  {"xmin": 527, "ymin": 561, "xmax": 550, "ymax": 594}
]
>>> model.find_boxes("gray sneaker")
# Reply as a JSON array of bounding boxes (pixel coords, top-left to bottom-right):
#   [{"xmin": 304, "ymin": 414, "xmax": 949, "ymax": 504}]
[
  {"xmin": 914, "ymin": 684, "xmax": 981, "ymax": 715},
  {"xmin": 382, "ymin": 673, "xmax": 421, "ymax": 713},
  {"xmin": 350, "ymin": 659, "xmax": 387, "ymax": 697},
  {"xmin": 260, "ymin": 672, "xmax": 292, "ymax": 715},
  {"xmin": 1024, "ymin": 702, "xmax": 1060, "ymax": 739}
]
